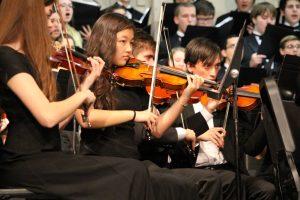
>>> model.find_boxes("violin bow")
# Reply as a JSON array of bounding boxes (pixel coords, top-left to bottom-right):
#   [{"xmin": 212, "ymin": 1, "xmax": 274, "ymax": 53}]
[
  {"xmin": 222, "ymin": 101, "xmax": 231, "ymax": 130},
  {"xmin": 147, "ymin": 3, "xmax": 166, "ymax": 110},
  {"xmin": 163, "ymin": 27, "xmax": 175, "ymax": 67},
  {"xmin": 162, "ymin": 27, "xmax": 188, "ymax": 129},
  {"xmin": 53, "ymin": 2, "xmax": 91, "ymax": 128}
]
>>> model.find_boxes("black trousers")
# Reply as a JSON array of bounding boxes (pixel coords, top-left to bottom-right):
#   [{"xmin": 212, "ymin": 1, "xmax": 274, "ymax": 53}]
[
  {"xmin": 144, "ymin": 160, "xmax": 223, "ymax": 200},
  {"xmin": 81, "ymin": 144, "xmax": 222, "ymax": 200},
  {"xmin": 197, "ymin": 165, "xmax": 275, "ymax": 200},
  {"xmin": 242, "ymin": 175, "xmax": 276, "ymax": 200},
  {"xmin": 0, "ymin": 152, "xmax": 154, "ymax": 200}
]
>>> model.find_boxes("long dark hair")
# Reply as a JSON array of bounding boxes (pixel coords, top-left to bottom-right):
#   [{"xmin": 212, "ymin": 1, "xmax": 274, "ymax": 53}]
[
  {"xmin": 86, "ymin": 13, "xmax": 135, "ymax": 109},
  {"xmin": 0, "ymin": 0, "xmax": 56, "ymax": 101}
]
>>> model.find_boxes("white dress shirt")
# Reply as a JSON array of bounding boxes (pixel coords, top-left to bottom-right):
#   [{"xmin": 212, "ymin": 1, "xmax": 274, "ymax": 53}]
[{"xmin": 192, "ymin": 102, "xmax": 227, "ymax": 167}]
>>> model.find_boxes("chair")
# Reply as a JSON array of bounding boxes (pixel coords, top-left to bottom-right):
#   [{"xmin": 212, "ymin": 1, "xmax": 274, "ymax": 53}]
[{"xmin": 0, "ymin": 188, "xmax": 55, "ymax": 199}]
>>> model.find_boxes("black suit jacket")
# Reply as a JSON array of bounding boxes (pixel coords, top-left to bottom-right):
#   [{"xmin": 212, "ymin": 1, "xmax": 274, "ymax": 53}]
[
  {"xmin": 202, "ymin": 109, "xmax": 251, "ymax": 174},
  {"xmin": 169, "ymin": 104, "xmax": 252, "ymax": 174},
  {"xmin": 241, "ymin": 34, "xmax": 281, "ymax": 75},
  {"xmin": 241, "ymin": 34, "xmax": 259, "ymax": 68},
  {"xmin": 278, "ymin": 23, "xmax": 300, "ymax": 32},
  {"xmin": 216, "ymin": 11, "xmax": 233, "ymax": 25}
]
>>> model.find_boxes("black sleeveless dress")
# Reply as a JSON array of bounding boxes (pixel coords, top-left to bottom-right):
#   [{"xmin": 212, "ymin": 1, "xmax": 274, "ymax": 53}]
[
  {"xmin": 0, "ymin": 46, "xmax": 154, "ymax": 200},
  {"xmin": 80, "ymin": 83, "xmax": 223, "ymax": 200}
]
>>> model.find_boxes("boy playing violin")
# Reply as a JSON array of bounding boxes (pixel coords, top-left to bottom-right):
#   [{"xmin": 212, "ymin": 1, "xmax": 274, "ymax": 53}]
[
  {"xmin": 169, "ymin": 37, "xmax": 276, "ymax": 200},
  {"xmin": 130, "ymin": 27, "xmax": 243, "ymax": 200}
]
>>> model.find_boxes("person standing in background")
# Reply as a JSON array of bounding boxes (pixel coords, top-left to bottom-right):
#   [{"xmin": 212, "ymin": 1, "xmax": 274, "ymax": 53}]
[{"xmin": 58, "ymin": 0, "xmax": 83, "ymax": 48}]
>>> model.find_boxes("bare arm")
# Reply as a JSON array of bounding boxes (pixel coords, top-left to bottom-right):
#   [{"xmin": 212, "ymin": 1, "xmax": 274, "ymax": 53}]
[
  {"xmin": 58, "ymin": 114, "xmax": 75, "ymax": 130},
  {"xmin": 8, "ymin": 73, "xmax": 93, "ymax": 128},
  {"xmin": 59, "ymin": 56, "xmax": 105, "ymax": 130},
  {"xmin": 76, "ymin": 108, "xmax": 157, "ymax": 129},
  {"xmin": 151, "ymin": 75, "xmax": 204, "ymax": 137}
]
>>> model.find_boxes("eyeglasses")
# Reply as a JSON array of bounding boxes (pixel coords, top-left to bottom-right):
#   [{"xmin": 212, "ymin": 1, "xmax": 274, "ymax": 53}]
[
  {"xmin": 59, "ymin": 3, "xmax": 73, "ymax": 9},
  {"xmin": 284, "ymin": 44, "xmax": 300, "ymax": 49}
]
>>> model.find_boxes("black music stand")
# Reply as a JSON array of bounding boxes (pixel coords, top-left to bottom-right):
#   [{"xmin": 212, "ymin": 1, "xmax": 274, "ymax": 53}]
[
  {"xmin": 162, "ymin": 3, "xmax": 178, "ymax": 37},
  {"xmin": 238, "ymin": 68, "xmax": 267, "ymax": 87},
  {"xmin": 205, "ymin": 22, "xmax": 246, "ymax": 100},
  {"xmin": 277, "ymin": 55, "xmax": 300, "ymax": 100},
  {"xmin": 260, "ymin": 77, "xmax": 300, "ymax": 199},
  {"xmin": 181, "ymin": 26, "xmax": 225, "ymax": 48},
  {"xmin": 72, "ymin": 1, "xmax": 101, "ymax": 32}
]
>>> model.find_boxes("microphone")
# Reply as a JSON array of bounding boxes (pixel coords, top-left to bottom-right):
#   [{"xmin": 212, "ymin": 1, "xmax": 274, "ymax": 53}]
[{"xmin": 230, "ymin": 69, "xmax": 239, "ymax": 79}]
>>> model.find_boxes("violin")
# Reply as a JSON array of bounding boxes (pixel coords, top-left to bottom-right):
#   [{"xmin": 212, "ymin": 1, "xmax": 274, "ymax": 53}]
[
  {"xmin": 50, "ymin": 45, "xmax": 91, "ymax": 75},
  {"xmin": 193, "ymin": 84, "xmax": 260, "ymax": 111},
  {"xmin": 113, "ymin": 58, "xmax": 218, "ymax": 104}
]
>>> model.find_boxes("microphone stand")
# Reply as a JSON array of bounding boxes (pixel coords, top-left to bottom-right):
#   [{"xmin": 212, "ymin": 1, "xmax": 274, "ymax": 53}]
[{"xmin": 231, "ymin": 69, "xmax": 241, "ymax": 200}]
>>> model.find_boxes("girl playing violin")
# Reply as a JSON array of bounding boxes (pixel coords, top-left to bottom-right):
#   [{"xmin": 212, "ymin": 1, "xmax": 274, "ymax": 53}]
[
  {"xmin": 0, "ymin": 1, "xmax": 155, "ymax": 199},
  {"xmin": 76, "ymin": 13, "xmax": 227, "ymax": 200}
]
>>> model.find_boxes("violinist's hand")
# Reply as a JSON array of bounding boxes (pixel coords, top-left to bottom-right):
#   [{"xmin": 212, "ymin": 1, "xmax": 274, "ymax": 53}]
[
  {"xmin": 182, "ymin": 74, "xmax": 204, "ymax": 101},
  {"xmin": 249, "ymin": 53, "xmax": 266, "ymax": 68},
  {"xmin": 83, "ymin": 89, "xmax": 96, "ymax": 111},
  {"xmin": 135, "ymin": 109, "xmax": 159, "ymax": 125},
  {"xmin": 135, "ymin": 110, "xmax": 159, "ymax": 134},
  {"xmin": 197, "ymin": 127, "xmax": 226, "ymax": 148},
  {"xmin": 152, "ymin": 107, "xmax": 160, "ymax": 116},
  {"xmin": 80, "ymin": 25, "xmax": 92, "ymax": 41},
  {"xmin": 205, "ymin": 97, "xmax": 225, "ymax": 113},
  {"xmin": 184, "ymin": 129, "xmax": 196, "ymax": 150},
  {"xmin": 80, "ymin": 56, "xmax": 105, "ymax": 91}
]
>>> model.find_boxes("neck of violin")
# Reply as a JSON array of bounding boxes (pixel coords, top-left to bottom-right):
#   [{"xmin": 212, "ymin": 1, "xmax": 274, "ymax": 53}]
[
  {"xmin": 159, "ymin": 66, "xmax": 217, "ymax": 86},
  {"xmin": 159, "ymin": 65, "xmax": 187, "ymax": 78}
]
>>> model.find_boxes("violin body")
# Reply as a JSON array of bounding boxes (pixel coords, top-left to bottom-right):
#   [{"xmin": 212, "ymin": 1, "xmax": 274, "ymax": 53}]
[
  {"xmin": 198, "ymin": 84, "xmax": 260, "ymax": 111},
  {"xmin": 50, "ymin": 47, "xmax": 90, "ymax": 75},
  {"xmin": 113, "ymin": 58, "xmax": 187, "ymax": 90},
  {"xmin": 236, "ymin": 84, "xmax": 260, "ymax": 111},
  {"xmin": 114, "ymin": 58, "xmax": 189, "ymax": 105}
]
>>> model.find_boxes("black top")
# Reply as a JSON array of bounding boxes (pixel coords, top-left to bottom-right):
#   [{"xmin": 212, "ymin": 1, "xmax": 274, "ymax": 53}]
[
  {"xmin": 81, "ymin": 86, "xmax": 149, "ymax": 159},
  {"xmin": 0, "ymin": 46, "xmax": 60, "ymax": 157}
]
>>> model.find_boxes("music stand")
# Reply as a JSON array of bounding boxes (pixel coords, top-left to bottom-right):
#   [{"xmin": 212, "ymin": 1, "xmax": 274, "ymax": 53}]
[
  {"xmin": 72, "ymin": 0, "xmax": 101, "ymax": 31},
  {"xmin": 181, "ymin": 26, "xmax": 224, "ymax": 48},
  {"xmin": 260, "ymin": 77, "xmax": 300, "ymax": 199},
  {"xmin": 238, "ymin": 68, "xmax": 267, "ymax": 87},
  {"xmin": 277, "ymin": 55, "xmax": 300, "ymax": 96},
  {"xmin": 206, "ymin": 22, "xmax": 246, "ymax": 100},
  {"xmin": 162, "ymin": 3, "xmax": 178, "ymax": 37}
]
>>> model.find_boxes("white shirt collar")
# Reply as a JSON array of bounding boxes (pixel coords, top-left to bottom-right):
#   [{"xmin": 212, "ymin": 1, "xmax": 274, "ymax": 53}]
[
  {"xmin": 224, "ymin": 62, "xmax": 229, "ymax": 69},
  {"xmin": 253, "ymin": 30, "xmax": 262, "ymax": 45},
  {"xmin": 176, "ymin": 30, "xmax": 185, "ymax": 38},
  {"xmin": 253, "ymin": 30, "xmax": 262, "ymax": 36},
  {"xmin": 284, "ymin": 21, "xmax": 299, "ymax": 28}
]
